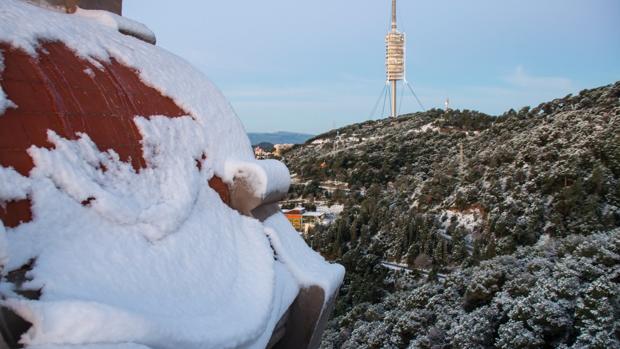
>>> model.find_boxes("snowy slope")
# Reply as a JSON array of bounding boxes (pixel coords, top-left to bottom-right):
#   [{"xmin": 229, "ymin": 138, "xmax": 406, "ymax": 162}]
[{"xmin": 0, "ymin": 1, "xmax": 343, "ymax": 348}]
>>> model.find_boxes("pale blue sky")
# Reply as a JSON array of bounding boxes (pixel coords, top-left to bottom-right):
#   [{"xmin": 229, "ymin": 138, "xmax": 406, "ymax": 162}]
[{"xmin": 125, "ymin": 1, "xmax": 620, "ymax": 134}]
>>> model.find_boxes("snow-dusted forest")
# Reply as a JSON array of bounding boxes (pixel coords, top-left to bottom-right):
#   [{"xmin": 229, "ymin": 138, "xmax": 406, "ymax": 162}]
[{"xmin": 282, "ymin": 82, "xmax": 620, "ymax": 348}]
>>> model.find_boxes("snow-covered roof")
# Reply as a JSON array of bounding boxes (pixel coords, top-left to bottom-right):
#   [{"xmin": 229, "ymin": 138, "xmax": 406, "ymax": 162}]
[
  {"xmin": 282, "ymin": 207, "xmax": 305, "ymax": 215},
  {"xmin": 0, "ymin": 1, "xmax": 344, "ymax": 348},
  {"xmin": 302, "ymin": 211, "xmax": 325, "ymax": 217}
]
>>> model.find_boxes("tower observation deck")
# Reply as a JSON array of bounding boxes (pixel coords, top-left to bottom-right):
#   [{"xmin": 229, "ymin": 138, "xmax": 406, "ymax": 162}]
[{"xmin": 385, "ymin": 0, "xmax": 405, "ymax": 118}]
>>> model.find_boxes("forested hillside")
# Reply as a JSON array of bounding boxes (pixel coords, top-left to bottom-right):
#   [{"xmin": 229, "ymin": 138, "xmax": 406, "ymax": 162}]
[
  {"xmin": 282, "ymin": 82, "xmax": 620, "ymax": 348},
  {"xmin": 322, "ymin": 229, "xmax": 619, "ymax": 348}
]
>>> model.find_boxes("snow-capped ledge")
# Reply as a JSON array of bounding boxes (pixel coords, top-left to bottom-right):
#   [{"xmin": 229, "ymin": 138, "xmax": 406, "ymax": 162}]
[
  {"xmin": 264, "ymin": 212, "xmax": 345, "ymax": 300},
  {"xmin": 75, "ymin": 8, "xmax": 156, "ymax": 44},
  {"xmin": 223, "ymin": 159, "xmax": 291, "ymax": 216}
]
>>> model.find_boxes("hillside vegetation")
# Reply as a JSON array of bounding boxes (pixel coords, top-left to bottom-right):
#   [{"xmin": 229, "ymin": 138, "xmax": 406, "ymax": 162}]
[{"xmin": 282, "ymin": 82, "xmax": 620, "ymax": 348}]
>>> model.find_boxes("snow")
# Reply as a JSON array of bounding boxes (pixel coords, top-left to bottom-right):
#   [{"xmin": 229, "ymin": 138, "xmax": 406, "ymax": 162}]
[
  {"xmin": 32, "ymin": 344, "xmax": 152, "ymax": 349},
  {"xmin": 0, "ymin": 1, "xmax": 342, "ymax": 348},
  {"xmin": 82, "ymin": 67, "xmax": 95, "ymax": 78},
  {"xmin": 74, "ymin": 8, "xmax": 156, "ymax": 45},
  {"xmin": 439, "ymin": 208, "xmax": 481, "ymax": 233},
  {"xmin": 5, "ymin": 123, "xmax": 286, "ymax": 347},
  {"xmin": 0, "ymin": 167, "xmax": 28, "ymax": 271},
  {"xmin": 380, "ymin": 261, "xmax": 411, "ymax": 273},
  {"xmin": 264, "ymin": 212, "xmax": 345, "ymax": 301},
  {"xmin": 25, "ymin": 116, "xmax": 211, "ymax": 242},
  {"xmin": 407, "ymin": 122, "xmax": 439, "ymax": 134},
  {"xmin": 7, "ymin": 261, "xmax": 298, "ymax": 349},
  {"xmin": 223, "ymin": 159, "xmax": 290, "ymax": 200},
  {"xmin": 0, "ymin": 166, "xmax": 31, "ymax": 200},
  {"xmin": 0, "ymin": 52, "xmax": 17, "ymax": 116},
  {"xmin": 303, "ymin": 212, "xmax": 324, "ymax": 218},
  {"xmin": 316, "ymin": 204, "xmax": 344, "ymax": 215},
  {"xmin": 245, "ymin": 261, "xmax": 299, "ymax": 349}
]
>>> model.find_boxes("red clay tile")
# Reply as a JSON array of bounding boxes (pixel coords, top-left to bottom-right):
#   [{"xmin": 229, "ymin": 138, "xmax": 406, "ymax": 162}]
[
  {"xmin": 0, "ymin": 150, "xmax": 34, "ymax": 176},
  {"xmin": 0, "ymin": 115, "xmax": 30, "ymax": 149},
  {"xmin": 0, "ymin": 199, "xmax": 32, "ymax": 228},
  {"xmin": 209, "ymin": 176, "xmax": 230, "ymax": 205},
  {"xmin": 0, "ymin": 41, "xmax": 226, "ymax": 227}
]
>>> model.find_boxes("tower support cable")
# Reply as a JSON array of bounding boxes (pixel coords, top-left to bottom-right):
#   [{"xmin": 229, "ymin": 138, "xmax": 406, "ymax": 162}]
[
  {"xmin": 381, "ymin": 81, "xmax": 390, "ymax": 117},
  {"xmin": 398, "ymin": 80, "xmax": 405, "ymax": 115},
  {"xmin": 404, "ymin": 80, "xmax": 426, "ymax": 111},
  {"xmin": 368, "ymin": 84, "xmax": 388, "ymax": 120}
]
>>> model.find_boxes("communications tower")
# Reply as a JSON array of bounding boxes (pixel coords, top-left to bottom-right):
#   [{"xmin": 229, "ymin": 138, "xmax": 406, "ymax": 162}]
[{"xmin": 385, "ymin": 0, "xmax": 405, "ymax": 118}]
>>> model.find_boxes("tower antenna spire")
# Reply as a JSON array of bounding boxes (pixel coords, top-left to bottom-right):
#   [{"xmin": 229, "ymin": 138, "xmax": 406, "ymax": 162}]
[{"xmin": 391, "ymin": 0, "xmax": 397, "ymax": 31}]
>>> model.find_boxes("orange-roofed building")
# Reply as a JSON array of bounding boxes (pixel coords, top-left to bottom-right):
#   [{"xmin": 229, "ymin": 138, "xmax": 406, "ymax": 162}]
[{"xmin": 283, "ymin": 208, "xmax": 305, "ymax": 230}]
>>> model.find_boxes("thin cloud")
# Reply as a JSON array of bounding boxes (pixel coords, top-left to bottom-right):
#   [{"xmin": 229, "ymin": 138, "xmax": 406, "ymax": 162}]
[{"xmin": 505, "ymin": 65, "xmax": 573, "ymax": 90}]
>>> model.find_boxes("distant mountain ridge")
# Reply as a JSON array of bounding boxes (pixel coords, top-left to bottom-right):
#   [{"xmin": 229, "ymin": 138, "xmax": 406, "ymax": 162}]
[{"xmin": 248, "ymin": 131, "xmax": 314, "ymax": 145}]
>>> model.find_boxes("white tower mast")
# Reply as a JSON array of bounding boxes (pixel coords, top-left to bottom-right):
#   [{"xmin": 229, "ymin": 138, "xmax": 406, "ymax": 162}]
[{"xmin": 385, "ymin": 0, "xmax": 405, "ymax": 118}]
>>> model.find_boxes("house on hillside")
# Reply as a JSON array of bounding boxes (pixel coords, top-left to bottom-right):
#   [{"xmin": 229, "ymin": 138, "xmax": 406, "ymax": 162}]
[
  {"xmin": 302, "ymin": 211, "xmax": 326, "ymax": 233},
  {"xmin": 254, "ymin": 145, "xmax": 270, "ymax": 158},
  {"xmin": 282, "ymin": 208, "xmax": 326, "ymax": 234},
  {"xmin": 283, "ymin": 208, "xmax": 305, "ymax": 230}
]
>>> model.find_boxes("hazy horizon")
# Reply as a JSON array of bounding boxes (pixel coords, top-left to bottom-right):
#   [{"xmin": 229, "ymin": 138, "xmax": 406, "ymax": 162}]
[{"xmin": 125, "ymin": 0, "xmax": 620, "ymax": 134}]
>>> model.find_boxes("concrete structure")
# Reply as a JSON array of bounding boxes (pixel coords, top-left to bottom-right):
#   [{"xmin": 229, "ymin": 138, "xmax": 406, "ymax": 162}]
[
  {"xmin": 27, "ymin": 0, "xmax": 122, "ymax": 14},
  {"xmin": 385, "ymin": 0, "xmax": 405, "ymax": 118}
]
